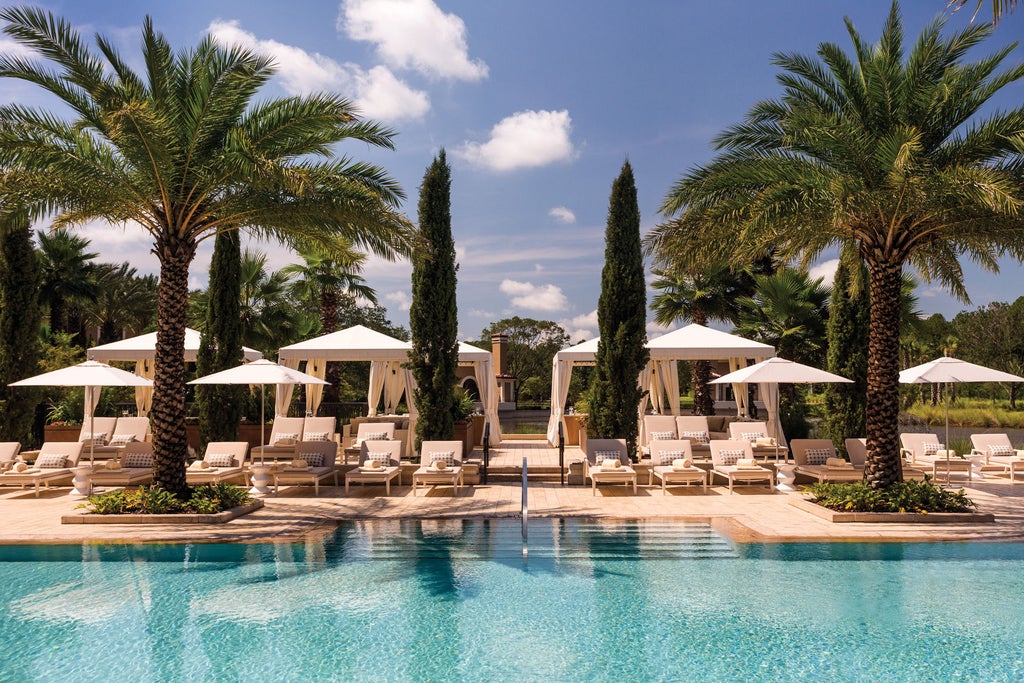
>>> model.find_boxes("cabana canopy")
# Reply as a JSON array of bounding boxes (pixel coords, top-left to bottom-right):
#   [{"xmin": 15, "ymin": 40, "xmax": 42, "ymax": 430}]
[
  {"xmin": 87, "ymin": 328, "xmax": 263, "ymax": 416},
  {"xmin": 277, "ymin": 325, "xmax": 502, "ymax": 446},
  {"xmin": 547, "ymin": 324, "xmax": 778, "ymax": 445}
]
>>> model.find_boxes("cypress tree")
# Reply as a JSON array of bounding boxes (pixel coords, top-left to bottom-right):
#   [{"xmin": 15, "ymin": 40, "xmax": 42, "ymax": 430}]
[
  {"xmin": 589, "ymin": 161, "xmax": 649, "ymax": 459},
  {"xmin": 823, "ymin": 256, "xmax": 869, "ymax": 455},
  {"xmin": 0, "ymin": 214, "xmax": 42, "ymax": 445},
  {"xmin": 196, "ymin": 229, "xmax": 244, "ymax": 445},
  {"xmin": 409, "ymin": 150, "xmax": 458, "ymax": 445}
]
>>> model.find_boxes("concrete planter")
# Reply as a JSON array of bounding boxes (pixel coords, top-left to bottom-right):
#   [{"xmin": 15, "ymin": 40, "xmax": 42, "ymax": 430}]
[
  {"xmin": 62, "ymin": 500, "xmax": 264, "ymax": 525},
  {"xmin": 790, "ymin": 497, "xmax": 994, "ymax": 524}
]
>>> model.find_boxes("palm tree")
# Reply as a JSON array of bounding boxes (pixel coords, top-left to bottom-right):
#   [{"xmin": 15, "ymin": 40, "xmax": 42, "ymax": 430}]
[
  {"xmin": 36, "ymin": 228, "xmax": 98, "ymax": 338},
  {"xmin": 283, "ymin": 240, "xmax": 376, "ymax": 404},
  {"xmin": 86, "ymin": 262, "xmax": 158, "ymax": 343},
  {"xmin": 650, "ymin": 264, "xmax": 745, "ymax": 415},
  {"xmin": 734, "ymin": 268, "xmax": 830, "ymax": 367},
  {"xmin": 0, "ymin": 9, "xmax": 414, "ymax": 495},
  {"xmin": 646, "ymin": 5, "xmax": 1024, "ymax": 487},
  {"xmin": 950, "ymin": 0, "xmax": 1020, "ymax": 24}
]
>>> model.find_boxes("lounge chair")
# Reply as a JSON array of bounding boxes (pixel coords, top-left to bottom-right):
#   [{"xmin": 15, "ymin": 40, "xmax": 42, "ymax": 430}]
[
  {"xmin": 970, "ymin": 433, "xmax": 1024, "ymax": 483},
  {"xmin": 900, "ymin": 432, "xmax": 972, "ymax": 483},
  {"xmin": 791, "ymin": 439, "xmax": 862, "ymax": 483},
  {"xmin": 271, "ymin": 439, "xmax": 338, "ymax": 495},
  {"xmin": 641, "ymin": 415, "xmax": 678, "ymax": 457},
  {"xmin": 301, "ymin": 416, "xmax": 337, "ymax": 443},
  {"xmin": 845, "ymin": 438, "xmax": 926, "ymax": 481},
  {"xmin": 345, "ymin": 439, "xmax": 403, "ymax": 495},
  {"xmin": 186, "ymin": 442, "xmax": 248, "ymax": 485},
  {"xmin": 83, "ymin": 416, "xmax": 152, "ymax": 461},
  {"xmin": 727, "ymin": 420, "xmax": 786, "ymax": 460},
  {"xmin": 648, "ymin": 439, "xmax": 707, "ymax": 492},
  {"xmin": 675, "ymin": 416, "xmax": 712, "ymax": 460},
  {"xmin": 709, "ymin": 439, "xmax": 774, "ymax": 493},
  {"xmin": 584, "ymin": 439, "xmax": 637, "ymax": 495},
  {"xmin": 412, "ymin": 440, "xmax": 464, "ymax": 495},
  {"xmin": 0, "ymin": 442, "xmax": 21, "ymax": 471},
  {"xmin": 250, "ymin": 417, "xmax": 306, "ymax": 462},
  {"xmin": 89, "ymin": 442, "xmax": 154, "ymax": 487},
  {"xmin": 0, "ymin": 441, "xmax": 85, "ymax": 496},
  {"xmin": 344, "ymin": 422, "xmax": 397, "ymax": 464}
]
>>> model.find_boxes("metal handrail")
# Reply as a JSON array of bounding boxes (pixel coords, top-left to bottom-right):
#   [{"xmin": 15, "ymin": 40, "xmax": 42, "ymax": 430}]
[
  {"xmin": 521, "ymin": 456, "xmax": 528, "ymax": 550},
  {"xmin": 558, "ymin": 422, "xmax": 565, "ymax": 486},
  {"xmin": 482, "ymin": 422, "xmax": 490, "ymax": 484}
]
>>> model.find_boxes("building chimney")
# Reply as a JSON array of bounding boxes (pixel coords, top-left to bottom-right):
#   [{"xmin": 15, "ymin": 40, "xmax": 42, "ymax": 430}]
[{"xmin": 491, "ymin": 334, "xmax": 509, "ymax": 376}]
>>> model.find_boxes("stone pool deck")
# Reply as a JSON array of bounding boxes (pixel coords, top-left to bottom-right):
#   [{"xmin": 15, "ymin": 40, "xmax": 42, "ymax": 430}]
[{"xmin": 2, "ymin": 439, "xmax": 1024, "ymax": 545}]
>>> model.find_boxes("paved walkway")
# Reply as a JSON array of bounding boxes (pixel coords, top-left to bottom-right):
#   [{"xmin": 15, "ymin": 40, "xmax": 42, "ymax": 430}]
[{"xmin": 1, "ymin": 439, "xmax": 1023, "ymax": 546}]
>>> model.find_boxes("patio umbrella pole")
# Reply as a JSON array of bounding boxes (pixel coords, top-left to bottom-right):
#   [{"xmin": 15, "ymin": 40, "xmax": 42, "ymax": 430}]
[{"xmin": 260, "ymin": 384, "xmax": 266, "ymax": 465}]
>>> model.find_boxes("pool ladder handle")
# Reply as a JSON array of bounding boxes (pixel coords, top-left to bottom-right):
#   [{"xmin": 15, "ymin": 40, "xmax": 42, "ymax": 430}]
[
  {"xmin": 522, "ymin": 456, "xmax": 528, "ymax": 548},
  {"xmin": 558, "ymin": 422, "xmax": 565, "ymax": 486},
  {"xmin": 481, "ymin": 422, "xmax": 490, "ymax": 485}
]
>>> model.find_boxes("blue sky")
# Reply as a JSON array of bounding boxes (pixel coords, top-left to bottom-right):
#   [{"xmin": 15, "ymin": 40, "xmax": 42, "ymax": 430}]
[{"xmin": 2, "ymin": 1, "xmax": 1022, "ymax": 341}]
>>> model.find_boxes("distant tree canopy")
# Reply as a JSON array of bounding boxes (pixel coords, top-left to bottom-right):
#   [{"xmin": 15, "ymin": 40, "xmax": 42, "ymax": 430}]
[
  {"xmin": 953, "ymin": 299, "xmax": 1024, "ymax": 407},
  {"xmin": 475, "ymin": 317, "xmax": 569, "ymax": 405}
]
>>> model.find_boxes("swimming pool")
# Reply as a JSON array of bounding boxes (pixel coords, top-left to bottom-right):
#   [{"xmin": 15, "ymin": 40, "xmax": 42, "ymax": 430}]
[{"xmin": 0, "ymin": 519, "xmax": 1021, "ymax": 682}]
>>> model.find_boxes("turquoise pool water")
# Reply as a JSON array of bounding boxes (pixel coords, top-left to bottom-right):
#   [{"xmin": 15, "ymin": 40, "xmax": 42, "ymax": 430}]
[{"xmin": 0, "ymin": 520, "xmax": 1022, "ymax": 682}]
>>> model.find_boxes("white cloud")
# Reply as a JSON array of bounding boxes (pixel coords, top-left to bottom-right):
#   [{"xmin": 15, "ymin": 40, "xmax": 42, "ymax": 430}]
[
  {"xmin": 559, "ymin": 310, "xmax": 597, "ymax": 341},
  {"xmin": 340, "ymin": 0, "xmax": 488, "ymax": 81},
  {"xmin": 456, "ymin": 110, "xmax": 576, "ymax": 172},
  {"xmin": 499, "ymin": 279, "xmax": 568, "ymax": 312},
  {"xmin": 385, "ymin": 290, "xmax": 412, "ymax": 311},
  {"xmin": 808, "ymin": 258, "xmax": 840, "ymax": 286},
  {"xmin": 0, "ymin": 37, "xmax": 35, "ymax": 60},
  {"xmin": 549, "ymin": 206, "xmax": 576, "ymax": 224},
  {"xmin": 206, "ymin": 20, "xmax": 428, "ymax": 121},
  {"xmin": 646, "ymin": 320, "xmax": 674, "ymax": 339}
]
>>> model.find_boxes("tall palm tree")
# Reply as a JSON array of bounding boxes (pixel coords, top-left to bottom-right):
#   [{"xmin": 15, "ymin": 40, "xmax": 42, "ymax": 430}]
[
  {"xmin": 734, "ymin": 268, "xmax": 830, "ymax": 367},
  {"xmin": 646, "ymin": 4, "xmax": 1024, "ymax": 487},
  {"xmin": 950, "ymin": 0, "xmax": 1020, "ymax": 24},
  {"xmin": 650, "ymin": 264, "xmax": 745, "ymax": 415},
  {"xmin": 36, "ymin": 228, "xmax": 98, "ymax": 338},
  {"xmin": 0, "ymin": 9, "xmax": 414, "ymax": 495},
  {"xmin": 86, "ymin": 262, "xmax": 158, "ymax": 343},
  {"xmin": 283, "ymin": 240, "xmax": 376, "ymax": 404}
]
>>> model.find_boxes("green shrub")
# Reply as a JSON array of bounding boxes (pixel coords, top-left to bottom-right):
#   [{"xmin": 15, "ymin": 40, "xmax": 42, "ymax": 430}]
[
  {"xmin": 80, "ymin": 483, "xmax": 251, "ymax": 515},
  {"xmin": 809, "ymin": 480, "xmax": 977, "ymax": 513}
]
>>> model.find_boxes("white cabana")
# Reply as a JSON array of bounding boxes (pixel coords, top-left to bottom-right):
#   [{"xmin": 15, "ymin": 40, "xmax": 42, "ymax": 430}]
[
  {"xmin": 87, "ymin": 328, "xmax": 263, "ymax": 416},
  {"xmin": 277, "ymin": 325, "xmax": 502, "ymax": 446},
  {"xmin": 546, "ymin": 324, "xmax": 778, "ymax": 446}
]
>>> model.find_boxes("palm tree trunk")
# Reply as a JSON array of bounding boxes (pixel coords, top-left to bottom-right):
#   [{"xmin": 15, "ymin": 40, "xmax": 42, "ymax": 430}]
[
  {"xmin": 864, "ymin": 259, "xmax": 904, "ymax": 488},
  {"xmin": 690, "ymin": 309, "xmax": 715, "ymax": 415},
  {"xmin": 151, "ymin": 236, "xmax": 196, "ymax": 497}
]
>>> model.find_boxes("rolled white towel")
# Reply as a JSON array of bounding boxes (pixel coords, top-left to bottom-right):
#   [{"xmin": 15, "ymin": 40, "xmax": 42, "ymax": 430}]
[
  {"xmin": 736, "ymin": 458, "xmax": 759, "ymax": 469},
  {"xmin": 825, "ymin": 457, "xmax": 854, "ymax": 470},
  {"xmin": 672, "ymin": 458, "xmax": 693, "ymax": 470},
  {"xmin": 363, "ymin": 459, "xmax": 380, "ymax": 470},
  {"xmin": 755, "ymin": 437, "xmax": 777, "ymax": 447},
  {"xmin": 601, "ymin": 459, "xmax": 621, "ymax": 470}
]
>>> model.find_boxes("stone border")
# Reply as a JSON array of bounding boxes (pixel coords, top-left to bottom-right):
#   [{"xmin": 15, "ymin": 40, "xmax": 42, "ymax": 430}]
[
  {"xmin": 790, "ymin": 497, "xmax": 994, "ymax": 524},
  {"xmin": 61, "ymin": 500, "xmax": 264, "ymax": 525}
]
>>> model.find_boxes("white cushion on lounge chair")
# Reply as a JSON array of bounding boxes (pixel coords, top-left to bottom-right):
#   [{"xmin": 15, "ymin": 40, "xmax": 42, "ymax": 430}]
[
  {"xmin": 79, "ymin": 432, "xmax": 108, "ymax": 446},
  {"xmin": 593, "ymin": 450, "xmax": 619, "ymax": 461},
  {"xmin": 304, "ymin": 431, "xmax": 330, "ymax": 442},
  {"xmin": 921, "ymin": 442, "xmax": 943, "ymax": 456},
  {"xmin": 739, "ymin": 431, "xmax": 766, "ymax": 442},
  {"xmin": 367, "ymin": 450, "xmax": 393, "ymax": 465},
  {"xmin": 650, "ymin": 431, "xmax": 674, "ymax": 441},
  {"xmin": 429, "ymin": 451, "xmax": 455, "ymax": 467},
  {"xmin": 109, "ymin": 433, "xmax": 137, "ymax": 446},
  {"xmin": 363, "ymin": 431, "xmax": 389, "ymax": 441}
]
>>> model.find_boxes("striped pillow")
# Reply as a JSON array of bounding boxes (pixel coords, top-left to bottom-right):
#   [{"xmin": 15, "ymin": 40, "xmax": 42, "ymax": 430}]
[
  {"xmin": 304, "ymin": 431, "xmax": 330, "ymax": 442},
  {"xmin": 36, "ymin": 454, "xmax": 68, "ymax": 469},
  {"xmin": 989, "ymin": 444, "xmax": 1014, "ymax": 458},
  {"xmin": 804, "ymin": 448, "xmax": 832, "ymax": 466},
  {"xmin": 717, "ymin": 449, "xmax": 746, "ymax": 466},
  {"xmin": 122, "ymin": 452, "xmax": 152, "ymax": 469},
  {"xmin": 922, "ymin": 442, "xmax": 943, "ymax": 457},
  {"xmin": 681, "ymin": 430, "xmax": 710, "ymax": 446},
  {"xmin": 204, "ymin": 453, "xmax": 235, "ymax": 468},
  {"xmin": 299, "ymin": 452, "xmax": 324, "ymax": 468},
  {"xmin": 650, "ymin": 430, "xmax": 675, "ymax": 441},
  {"xmin": 653, "ymin": 450, "xmax": 686, "ymax": 466}
]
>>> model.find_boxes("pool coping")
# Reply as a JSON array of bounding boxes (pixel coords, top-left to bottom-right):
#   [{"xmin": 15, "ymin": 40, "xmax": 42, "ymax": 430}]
[
  {"xmin": 788, "ymin": 497, "xmax": 996, "ymax": 524},
  {"xmin": 60, "ymin": 500, "xmax": 264, "ymax": 525}
]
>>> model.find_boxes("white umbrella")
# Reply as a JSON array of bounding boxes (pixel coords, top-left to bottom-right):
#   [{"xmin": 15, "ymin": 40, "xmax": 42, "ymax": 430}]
[
  {"xmin": 188, "ymin": 359, "xmax": 328, "ymax": 461},
  {"xmin": 8, "ymin": 361, "xmax": 153, "ymax": 463},
  {"xmin": 900, "ymin": 357, "xmax": 1024, "ymax": 459},
  {"xmin": 712, "ymin": 358, "xmax": 853, "ymax": 461}
]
